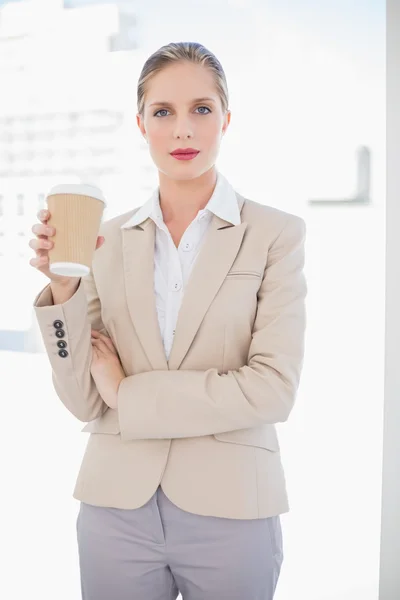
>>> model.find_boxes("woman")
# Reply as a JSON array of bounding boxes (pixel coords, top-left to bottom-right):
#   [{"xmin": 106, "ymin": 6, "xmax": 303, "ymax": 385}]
[{"xmin": 30, "ymin": 42, "xmax": 307, "ymax": 600}]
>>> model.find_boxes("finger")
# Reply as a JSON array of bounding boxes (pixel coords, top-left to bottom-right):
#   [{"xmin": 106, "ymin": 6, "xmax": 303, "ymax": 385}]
[
  {"xmin": 91, "ymin": 329, "xmax": 115, "ymax": 346},
  {"xmin": 28, "ymin": 238, "xmax": 53, "ymax": 251},
  {"xmin": 93, "ymin": 333, "xmax": 117, "ymax": 355},
  {"xmin": 91, "ymin": 337, "xmax": 109, "ymax": 356},
  {"xmin": 29, "ymin": 255, "xmax": 49, "ymax": 268},
  {"xmin": 37, "ymin": 209, "xmax": 50, "ymax": 224},
  {"xmin": 28, "ymin": 247, "xmax": 48, "ymax": 266},
  {"xmin": 91, "ymin": 339, "xmax": 105, "ymax": 357},
  {"xmin": 31, "ymin": 223, "xmax": 55, "ymax": 238}
]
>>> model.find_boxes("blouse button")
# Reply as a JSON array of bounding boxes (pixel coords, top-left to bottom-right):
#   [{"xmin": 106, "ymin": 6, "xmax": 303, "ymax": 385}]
[{"xmin": 172, "ymin": 281, "xmax": 182, "ymax": 291}]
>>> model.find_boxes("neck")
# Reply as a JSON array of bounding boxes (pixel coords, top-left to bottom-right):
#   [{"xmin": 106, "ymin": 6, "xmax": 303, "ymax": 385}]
[{"xmin": 158, "ymin": 167, "xmax": 218, "ymax": 224}]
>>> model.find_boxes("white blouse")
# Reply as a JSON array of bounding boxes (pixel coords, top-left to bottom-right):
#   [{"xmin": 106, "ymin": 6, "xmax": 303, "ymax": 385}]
[{"xmin": 120, "ymin": 171, "xmax": 241, "ymax": 359}]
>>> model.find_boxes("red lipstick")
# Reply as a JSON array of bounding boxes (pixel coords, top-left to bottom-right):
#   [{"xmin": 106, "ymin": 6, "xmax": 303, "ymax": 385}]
[{"xmin": 170, "ymin": 148, "xmax": 200, "ymax": 161}]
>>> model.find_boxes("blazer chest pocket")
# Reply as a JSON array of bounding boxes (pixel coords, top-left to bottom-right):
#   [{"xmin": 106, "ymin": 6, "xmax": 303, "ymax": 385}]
[
  {"xmin": 81, "ymin": 409, "xmax": 120, "ymax": 434},
  {"xmin": 225, "ymin": 270, "xmax": 262, "ymax": 280},
  {"xmin": 213, "ymin": 425, "xmax": 280, "ymax": 452}
]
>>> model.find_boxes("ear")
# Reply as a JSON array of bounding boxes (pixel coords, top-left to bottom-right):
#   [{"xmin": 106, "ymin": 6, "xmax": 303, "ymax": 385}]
[
  {"xmin": 222, "ymin": 110, "xmax": 231, "ymax": 135},
  {"xmin": 136, "ymin": 113, "xmax": 146, "ymax": 139}
]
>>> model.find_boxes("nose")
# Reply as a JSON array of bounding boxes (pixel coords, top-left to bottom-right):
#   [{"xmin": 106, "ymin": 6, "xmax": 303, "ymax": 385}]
[{"xmin": 173, "ymin": 116, "xmax": 193, "ymax": 139}]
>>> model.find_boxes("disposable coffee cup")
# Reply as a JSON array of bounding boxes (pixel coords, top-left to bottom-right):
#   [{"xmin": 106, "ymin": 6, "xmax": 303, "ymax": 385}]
[{"xmin": 45, "ymin": 183, "xmax": 107, "ymax": 278}]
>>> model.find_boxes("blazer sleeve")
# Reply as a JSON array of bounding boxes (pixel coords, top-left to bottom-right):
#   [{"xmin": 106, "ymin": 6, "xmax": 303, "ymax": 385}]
[
  {"xmin": 117, "ymin": 215, "xmax": 307, "ymax": 442},
  {"xmin": 33, "ymin": 273, "xmax": 108, "ymax": 422}
]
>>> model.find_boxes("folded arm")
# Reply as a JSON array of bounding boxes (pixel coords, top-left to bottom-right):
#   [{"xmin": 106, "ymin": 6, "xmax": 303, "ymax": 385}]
[{"xmin": 117, "ymin": 216, "xmax": 307, "ymax": 441}]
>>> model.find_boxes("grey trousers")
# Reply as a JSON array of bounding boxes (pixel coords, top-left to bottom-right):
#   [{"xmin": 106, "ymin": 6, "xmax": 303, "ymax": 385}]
[{"xmin": 76, "ymin": 484, "xmax": 283, "ymax": 600}]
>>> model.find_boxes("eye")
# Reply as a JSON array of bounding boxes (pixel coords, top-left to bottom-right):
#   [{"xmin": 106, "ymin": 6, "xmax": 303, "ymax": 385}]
[
  {"xmin": 153, "ymin": 106, "xmax": 211, "ymax": 117},
  {"xmin": 195, "ymin": 106, "xmax": 212, "ymax": 114},
  {"xmin": 154, "ymin": 109, "xmax": 170, "ymax": 117}
]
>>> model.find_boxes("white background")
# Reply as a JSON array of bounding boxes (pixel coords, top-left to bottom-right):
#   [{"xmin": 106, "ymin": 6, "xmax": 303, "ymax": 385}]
[{"xmin": 0, "ymin": 1, "xmax": 386, "ymax": 599}]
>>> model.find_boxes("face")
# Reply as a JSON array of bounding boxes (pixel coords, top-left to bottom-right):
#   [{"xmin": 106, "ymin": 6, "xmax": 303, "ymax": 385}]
[{"xmin": 137, "ymin": 61, "xmax": 231, "ymax": 181}]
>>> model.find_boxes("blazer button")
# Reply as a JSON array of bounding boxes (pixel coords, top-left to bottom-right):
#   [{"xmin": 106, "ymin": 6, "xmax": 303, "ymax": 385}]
[
  {"xmin": 58, "ymin": 349, "xmax": 69, "ymax": 358},
  {"xmin": 55, "ymin": 329, "xmax": 65, "ymax": 339},
  {"xmin": 53, "ymin": 320, "xmax": 64, "ymax": 329},
  {"xmin": 57, "ymin": 340, "xmax": 67, "ymax": 349}
]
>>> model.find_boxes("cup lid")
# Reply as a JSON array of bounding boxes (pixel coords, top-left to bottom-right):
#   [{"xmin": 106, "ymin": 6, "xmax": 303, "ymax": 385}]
[{"xmin": 47, "ymin": 183, "xmax": 107, "ymax": 206}]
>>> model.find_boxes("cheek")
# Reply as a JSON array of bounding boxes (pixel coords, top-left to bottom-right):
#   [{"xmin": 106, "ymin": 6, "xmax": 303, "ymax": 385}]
[
  {"xmin": 147, "ymin": 137, "xmax": 168, "ymax": 164},
  {"xmin": 147, "ymin": 128, "xmax": 165, "ymax": 148},
  {"xmin": 145, "ymin": 118, "xmax": 165, "ymax": 143},
  {"xmin": 203, "ymin": 120, "xmax": 224, "ymax": 145},
  {"xmin": 200, "ymin": 114, "xmax": 219, "ymax": 132}
]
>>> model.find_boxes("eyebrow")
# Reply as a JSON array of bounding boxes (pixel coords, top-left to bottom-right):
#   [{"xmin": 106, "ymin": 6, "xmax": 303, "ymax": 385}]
[{"xmin": 149, "ymin": 97, "xmax": 217, "ymax": 108}]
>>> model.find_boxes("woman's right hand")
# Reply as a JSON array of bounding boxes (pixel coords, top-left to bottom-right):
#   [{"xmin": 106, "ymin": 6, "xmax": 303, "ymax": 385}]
[{"xmin": 29, "ymin": 209, "xmax": 105, "ymax": 286}]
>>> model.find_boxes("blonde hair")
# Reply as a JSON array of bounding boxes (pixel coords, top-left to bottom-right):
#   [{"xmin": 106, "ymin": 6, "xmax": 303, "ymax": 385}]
[{"xmin": 137, "ymin": 42, "xmax": 229, "ymax": 117}]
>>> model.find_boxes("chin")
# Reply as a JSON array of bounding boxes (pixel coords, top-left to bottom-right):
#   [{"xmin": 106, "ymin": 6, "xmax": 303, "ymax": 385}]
[
  {"xmin": 173, "ymin": 170, "xmax": 202, "ymax": 181},
  {"xmin": 158, "ymin": 161, "xmax": 215, "ymax": 182},
  {"xmin": 157, "ymin": 168, "xmax": 197, "ymax": 182}
]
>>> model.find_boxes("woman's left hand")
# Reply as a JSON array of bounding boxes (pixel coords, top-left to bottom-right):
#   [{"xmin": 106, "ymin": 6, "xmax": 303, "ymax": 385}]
[{"xmin": 90, "ymin": 329, "xmax": 126, "ymax": 410}]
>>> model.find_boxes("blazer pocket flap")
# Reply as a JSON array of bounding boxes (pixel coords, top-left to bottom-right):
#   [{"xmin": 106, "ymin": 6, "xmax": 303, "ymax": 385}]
[
  {"xmin": 81, "ymin": 409, "xmax": 120, "ymax": 434},
  {"xmin": 214, "ymin": 425, "xmax": 280, "ymax": 451},
  {"xmin": 226, "ymin": 270, "xmax": 262, "ymax": 279}
]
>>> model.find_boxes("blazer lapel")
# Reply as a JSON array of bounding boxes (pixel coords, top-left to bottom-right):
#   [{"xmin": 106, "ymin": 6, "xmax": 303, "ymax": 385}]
[
  {"xmin": 168, "ymin": 194, "xmax": 247, "ymax": 370},
  {"xmin": 122, "ymin": 219, "xmax": 169, "ymax": 371},
  {"xmin": 122, "ymin": 193, "xmax": 247, "ymax": 372}
]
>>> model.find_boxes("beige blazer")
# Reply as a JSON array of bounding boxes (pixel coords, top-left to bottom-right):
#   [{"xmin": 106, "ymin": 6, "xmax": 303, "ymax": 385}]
[{"xmin": 33, "ymin": 189, "xmax": 307, "ymax": 519}]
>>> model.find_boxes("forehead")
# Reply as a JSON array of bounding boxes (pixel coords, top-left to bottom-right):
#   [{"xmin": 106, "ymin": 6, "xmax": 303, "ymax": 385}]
[{"xmin": 145, "ymin": 62, "xmax": 219, "ymax": 104}]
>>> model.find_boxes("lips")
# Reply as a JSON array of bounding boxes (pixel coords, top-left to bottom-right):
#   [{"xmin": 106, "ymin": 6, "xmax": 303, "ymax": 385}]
[
  {"xmin": 170, "ymin": 148, "xmax": 200, "ymax": 161},
  {"xmin": 170, "ymin": 148, "xmax": 199, "ymax": 156}
]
